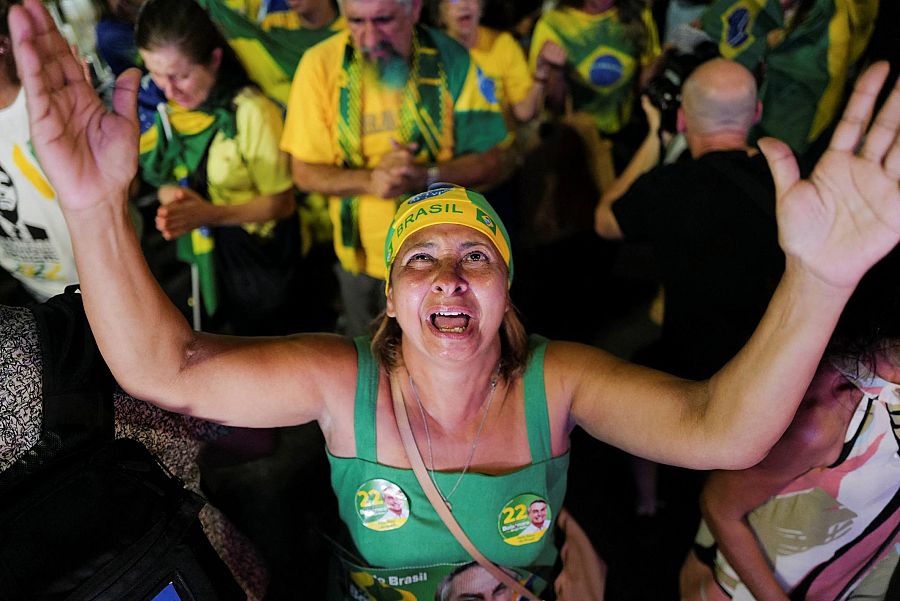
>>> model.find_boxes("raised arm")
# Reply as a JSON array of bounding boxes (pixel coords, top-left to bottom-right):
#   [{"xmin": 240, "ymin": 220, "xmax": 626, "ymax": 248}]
[
  {"xmin": 594, "ymin": 96, "xmax": 662, "ymax": 239},
  {"xmin": 563, "ymin": 62, "xmax": 900, "ymax": 469},
  {"xmin": 8, "ymin": 0, "xmax": 352, "ymax": 430}
]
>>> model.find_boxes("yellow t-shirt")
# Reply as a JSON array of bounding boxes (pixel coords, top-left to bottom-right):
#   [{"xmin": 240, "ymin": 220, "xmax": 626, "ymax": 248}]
[
  {"xmin": 207, "ymin": 87, "xmax": 293, "ymax": 236},
  {"xmin": 281, "ymin": 29, "xmax": 507, "ymax": 278},
  {"xmin": 470, "ymin": 26, "xmax": 533, "ymax": 130}
]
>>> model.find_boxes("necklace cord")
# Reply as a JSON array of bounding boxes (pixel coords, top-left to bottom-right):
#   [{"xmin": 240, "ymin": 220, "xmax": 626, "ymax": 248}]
[{"xmin": 408, "ymin": 366, "xmax": 499, "ymax": 505}]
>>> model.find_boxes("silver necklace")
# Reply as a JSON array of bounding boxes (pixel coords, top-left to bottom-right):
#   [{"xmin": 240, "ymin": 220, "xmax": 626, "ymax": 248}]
[{"xmin": 408, "ymin": 366, "xmax": 500, "ymax": 510}]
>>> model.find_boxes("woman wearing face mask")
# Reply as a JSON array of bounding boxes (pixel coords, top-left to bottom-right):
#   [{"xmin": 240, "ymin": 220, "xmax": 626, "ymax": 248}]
[{"xmin": 680, "ymin": 251, "xmax": 900, "ymax": 601}]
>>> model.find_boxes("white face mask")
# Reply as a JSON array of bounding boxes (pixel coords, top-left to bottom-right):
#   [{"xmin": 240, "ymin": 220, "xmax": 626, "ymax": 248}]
[{"xmin": 831, "ymin": 355, "xmax": 900, "ymax": 399}]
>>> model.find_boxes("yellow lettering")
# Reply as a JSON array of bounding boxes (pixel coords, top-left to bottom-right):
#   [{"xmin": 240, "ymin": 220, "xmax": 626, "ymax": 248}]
[{"xmin": 515, "ymin": 503, "xmax": 528, "ymax": 521}]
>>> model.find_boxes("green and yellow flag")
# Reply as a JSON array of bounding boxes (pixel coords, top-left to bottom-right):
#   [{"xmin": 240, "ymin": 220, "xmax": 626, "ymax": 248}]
[
  {"xmin": 138, "ymin": 77, "xmax": 235, "ymax": 316},
  {"xmin": 198, "ymin": 0, "xmax": 345, "ymax": 106},
  {"xmin": 177, "ymin": 227, "xmax": 218, "ymax": 317},
  {"xmin": 701, "ymin": 0, "xmax": 879, "ymax": 153}
]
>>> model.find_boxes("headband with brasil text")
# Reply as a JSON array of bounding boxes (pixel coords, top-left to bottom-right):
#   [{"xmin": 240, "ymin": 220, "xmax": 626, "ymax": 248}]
[{"xmin": 383, "ymin": 184, "xmax": 513, "ymax": 294}]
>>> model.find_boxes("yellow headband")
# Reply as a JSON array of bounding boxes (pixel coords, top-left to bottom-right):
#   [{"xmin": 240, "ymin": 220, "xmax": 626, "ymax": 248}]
[{"xmin": 384, "ymin": 185, "xmax": 513, "ymax": 293}]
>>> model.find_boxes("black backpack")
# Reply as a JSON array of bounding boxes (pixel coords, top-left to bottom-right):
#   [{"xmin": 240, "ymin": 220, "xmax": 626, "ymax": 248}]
[{"xmin": 0, "ymin": 290, "xmax": 243, "ymax": 600}]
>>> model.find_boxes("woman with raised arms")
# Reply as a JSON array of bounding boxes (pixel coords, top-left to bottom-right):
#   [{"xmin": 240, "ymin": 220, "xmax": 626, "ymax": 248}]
[{"xmin": 8, "ymin": 0, "xmax": 900, "ymax": 598}]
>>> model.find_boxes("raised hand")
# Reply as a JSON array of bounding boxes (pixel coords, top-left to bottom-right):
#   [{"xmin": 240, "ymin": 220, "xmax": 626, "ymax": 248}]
[
  {"xmin": 9, "ymin": 0, "xmax": 141, "ymax": 212},
  {"xmin": 760, "ymin": 62, "xmax": 900, "ymax": 290},
  {"xmin": 640, "ymin": 94, "xmax": 661, "ymax": 135}
]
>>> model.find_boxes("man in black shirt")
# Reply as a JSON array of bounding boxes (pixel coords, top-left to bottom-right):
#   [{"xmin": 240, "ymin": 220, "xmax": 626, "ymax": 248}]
[
  {"xmin": 593, "ymin": 62, "xmax": 786, "ymax": 579},
  {"xmin": 596, "ymin": 58, "xmax": 784, "ymax": 380}
]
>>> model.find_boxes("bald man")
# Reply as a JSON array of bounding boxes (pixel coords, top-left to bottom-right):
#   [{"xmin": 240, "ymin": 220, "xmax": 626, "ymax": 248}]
[
  {"xmin": 589, "ymin": 60, "xmax": 787, "ymax": 581},
  {"xmin": 594, "ymin": 58, "xmax": 785, "ymax": 381}
]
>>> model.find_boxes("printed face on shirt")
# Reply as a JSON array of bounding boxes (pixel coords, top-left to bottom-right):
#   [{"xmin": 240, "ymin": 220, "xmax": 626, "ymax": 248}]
[
  {"xmin": 443, "ymin": 564, "xmax": 514, "ymax": 601},
  {"xmin": 344, "ymin": 0, "xmax": 421, "ymax": 62},
  {"xmin": 528, "ymin": 501, "xmax": 547, "ymax": 529},
  {"xmin": 0, "ymin": 164, "xmax": 19, "ymax": 219},
  {"xmin": 383, "ymin": 488, "xmax": 404, "ymax": 515},
  {"xmin": 140, "ymin": 45, "xmax": 222, "ymax": 110}
]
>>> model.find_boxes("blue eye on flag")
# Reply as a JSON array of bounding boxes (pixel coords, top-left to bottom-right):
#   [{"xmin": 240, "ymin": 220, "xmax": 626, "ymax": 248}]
[
  {"xmin": 476, "ymin": 66, "xmax": 499, "ymax": 104},
  {"xmin": 589, "ymin": 54, "xmax": 624, "ymax": 87},
  {"xmin": 726, "ymin": 8, "xmax": 752, "ymax": 48}
]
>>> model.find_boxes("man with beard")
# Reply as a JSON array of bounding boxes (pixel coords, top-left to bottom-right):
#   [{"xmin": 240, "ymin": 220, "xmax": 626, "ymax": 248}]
[{"xmin": 281, "ymin": 0, "xmax": 507, "ymax": 336}]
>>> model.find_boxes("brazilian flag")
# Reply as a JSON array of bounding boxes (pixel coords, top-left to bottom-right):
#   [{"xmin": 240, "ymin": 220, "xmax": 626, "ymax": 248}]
[
  {"xmin": 701, "ymin": 0, "xmax": 879, "ymax": 153},
  {"xmin": 198, "ymin": 0, "xmax": 344, "ymax": 106},
  {"xmin": 138, "ymin": 77, "xmax": 228, "ymax": 317},
  {"xmin": 178, "ymin": 226, "xmax": 218, "ymax": 317}
]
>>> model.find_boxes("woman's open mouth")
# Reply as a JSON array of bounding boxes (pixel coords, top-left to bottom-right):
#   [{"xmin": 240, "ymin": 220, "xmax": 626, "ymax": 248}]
[{"xmin": 430, "ymin": 311, "xmax": 471, "ymax": 333}]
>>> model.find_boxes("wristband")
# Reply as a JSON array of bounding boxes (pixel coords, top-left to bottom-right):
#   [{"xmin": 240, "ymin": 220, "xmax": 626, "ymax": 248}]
[{"xmin": 426, "ymin": 165, "xmax": 440, "ymax": 187}]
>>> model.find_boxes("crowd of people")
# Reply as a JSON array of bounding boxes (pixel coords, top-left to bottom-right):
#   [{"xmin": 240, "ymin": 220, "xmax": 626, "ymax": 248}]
[{"xmin": 0, "ymin": 0, "xmax": 898, "ymax": 599}]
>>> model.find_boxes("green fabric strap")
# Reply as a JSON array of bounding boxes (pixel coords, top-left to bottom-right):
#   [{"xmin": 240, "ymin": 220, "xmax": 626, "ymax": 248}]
[
  {"xmin": 523, "ymin": 336, "xmax": 552, "ymax": 464},
  {"xmin": 336, "ymin": 26, "xmax": 449, "ymax": 250},
  {"xmin": 353, "ymin": 336, "xmax": 379, "ymax": 462}
]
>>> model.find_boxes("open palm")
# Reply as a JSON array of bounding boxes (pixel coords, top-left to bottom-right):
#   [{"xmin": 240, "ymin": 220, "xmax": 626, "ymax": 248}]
[
  {"xmin": 9, "ymin": 0, "xmax": 140, "ymax": 211},
  {"xmin": 761, "ymin": 63, "xmax": 900, "ymax": 290}
]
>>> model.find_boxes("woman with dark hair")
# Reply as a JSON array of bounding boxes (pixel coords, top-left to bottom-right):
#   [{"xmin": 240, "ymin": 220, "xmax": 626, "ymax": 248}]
[
  {"xmin": 136, "ymin": 0, "xmax": 301, "ymax": 335},
  {"xmin": 528, "ymin": 0, "xmax": 661, "ymax": 169},
  {"xmin": 437, "ymin": 0, "xmax": 556, "ymax": 128},
  {"xmin": 8, "ymin": 1, "xmax": 900, "ymax": 599},
  {"xmin": 679, "ymin": 250, "xmax": 900, "ymax": 601}
]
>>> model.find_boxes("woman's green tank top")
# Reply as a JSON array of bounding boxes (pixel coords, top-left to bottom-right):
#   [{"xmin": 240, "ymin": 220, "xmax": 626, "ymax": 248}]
[{"xmin": 326, "ymin": 336, "xmax": 569, "ymax": 599}]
